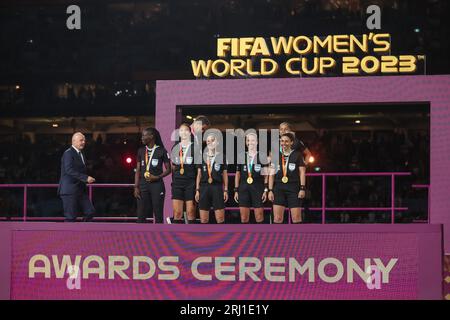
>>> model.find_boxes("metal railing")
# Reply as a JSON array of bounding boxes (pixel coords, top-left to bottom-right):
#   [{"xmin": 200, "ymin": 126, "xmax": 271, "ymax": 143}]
[
  {"xmin": 226, "ymin": 172, "xmax": 427, "ymax": 224},
  {"xmin": 0, "ymin": 183, "xmax": 136, "ymax": 222},
  {"xmin": 314, "ymin": 172, "xmax": 410, "ymax": 224},
  {"xmin": 0, "ymin": 172, "xmax": 429, "ymax": 224}
]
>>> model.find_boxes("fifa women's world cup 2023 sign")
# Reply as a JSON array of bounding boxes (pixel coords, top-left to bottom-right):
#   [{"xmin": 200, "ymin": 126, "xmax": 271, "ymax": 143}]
[{"xmin": 191, "ymin": 34, "xmax": 424, "ymax": 78}]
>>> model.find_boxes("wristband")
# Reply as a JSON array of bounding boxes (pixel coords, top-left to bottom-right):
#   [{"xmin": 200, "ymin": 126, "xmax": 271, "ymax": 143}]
[
  {"xmin": 300, "ymin": 185, "xmax": 306, "ymax": 191},
  {"xmin": 234, "ymin": 187, "xmax": 238, "ymax": 192}
]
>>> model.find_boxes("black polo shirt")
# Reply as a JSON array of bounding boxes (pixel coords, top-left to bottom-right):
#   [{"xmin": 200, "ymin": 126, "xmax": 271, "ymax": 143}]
[
  {"xmin": 137, "ymin": 145, "xmax": 170, "ymax": 179},
  {"xmin": 171, "ymin": 142, "xmax": 196, "ymax": 180},
  {"xmin": 198, "ymin": 152, "xmax": 228, "ymax": 184},
  {"xmin": 273, "ymin": 150, "xmax": 305, "ymax": 184},
  {"xmin": 236, "ymin": 152, "xmax": 267, "ymax": 185}
]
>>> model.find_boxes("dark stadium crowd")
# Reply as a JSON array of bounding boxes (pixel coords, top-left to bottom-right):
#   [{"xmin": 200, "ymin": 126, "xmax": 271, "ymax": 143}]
[{"xmin": 1, "ymin": 0, "xmax": 446, "ymax": 118}]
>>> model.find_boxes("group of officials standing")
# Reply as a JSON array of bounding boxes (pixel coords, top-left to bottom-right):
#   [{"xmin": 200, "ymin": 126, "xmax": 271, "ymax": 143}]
[{"xmin": 58, "ymin": 117, "xmax": 311, "ymax": 224}]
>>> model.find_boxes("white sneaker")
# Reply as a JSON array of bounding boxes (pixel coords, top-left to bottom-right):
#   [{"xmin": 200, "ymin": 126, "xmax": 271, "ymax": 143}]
[{"xmin": 166, "ymin": 217, "xmax": 172, "ymax": 224}]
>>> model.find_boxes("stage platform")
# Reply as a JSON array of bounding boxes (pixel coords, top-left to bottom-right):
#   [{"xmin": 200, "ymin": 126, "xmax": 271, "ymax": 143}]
[{"xmin": 0, "ymin": 222, "xmax": 443, "ymax": 300}]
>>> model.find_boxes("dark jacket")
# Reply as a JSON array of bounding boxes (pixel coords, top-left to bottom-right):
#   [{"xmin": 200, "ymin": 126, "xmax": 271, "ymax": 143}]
[{"xmin": 57, "ymin": 146, "xmax": 89, "ymax": 196}]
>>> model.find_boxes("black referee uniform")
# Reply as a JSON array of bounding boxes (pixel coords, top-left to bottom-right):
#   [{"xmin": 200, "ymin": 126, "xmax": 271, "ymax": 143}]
[
  {"xmin": 198, "ymin": 153, "xmax": 227, "ymax": 211},
  {"xmin": 136, "ymin": 145, "xmax": 169, "ymax": 223},
  {"xmin": 236, "ymin": 152, "xmax": 267, "ymax": 208},
  {"xmin": 273, "ymin": 150, "xmax": 306, "ymax": 208},
  {"xmin": 171, "ymin": 142, "xmax": 196, "ymax": 201}
]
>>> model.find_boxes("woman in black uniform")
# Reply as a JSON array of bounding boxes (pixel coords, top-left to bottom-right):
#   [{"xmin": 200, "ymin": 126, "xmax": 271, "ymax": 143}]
[
  {"xmin": 234, "ymin": 133, "xmax": 268, "ymax": 223},
  {"xmin": 268, "ymin": 132, "xmax": 306, "ymax": 224},
  {"xmin": 195, "ymin": 133, "xmax": 228, "ymax": 224},
  {"xmin": 171, "ymin": 123, "xmax": 196, "ymax": 224},
  {"xmin": 134, "ymin": 127, "xmax": 171, "ymax": 223}
]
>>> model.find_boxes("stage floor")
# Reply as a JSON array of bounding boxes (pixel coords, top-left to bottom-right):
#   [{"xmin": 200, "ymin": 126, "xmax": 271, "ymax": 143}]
[{"xmin": 0, "ymin": 222, "xmax": 443, "ymax": 300}]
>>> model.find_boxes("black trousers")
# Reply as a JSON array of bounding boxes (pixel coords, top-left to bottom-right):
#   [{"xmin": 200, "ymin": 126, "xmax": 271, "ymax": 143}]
[
  {"xmin": 60, "ymin": 193, "xmax": 95, "ymax": 222},
  {"xmin": 137, "ymin": 181, "xmax": 165, "ymax": 223}
]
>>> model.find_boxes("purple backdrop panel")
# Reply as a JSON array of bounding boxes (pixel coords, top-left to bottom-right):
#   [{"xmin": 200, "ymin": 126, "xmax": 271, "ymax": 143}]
[
  {"xmin": 7, "ymin": 223, "xmax": 442, "ymax": 300},
  {"xmin": 155, "ymin": 75, "xmax": 450, "ymax": 251}
]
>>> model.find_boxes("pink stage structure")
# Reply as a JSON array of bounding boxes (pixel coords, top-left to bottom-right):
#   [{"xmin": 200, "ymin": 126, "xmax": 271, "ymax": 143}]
[
  {"xmin": 0, "ymin": 75, "xmax": 449, "ymax": 299},
  {"xmin": 155, "ymin": 75, "xmax": 450, "ymax": 252},
  {"xmin": 0, "ymin": 223, "xmax": 443, "ymax": 300}
]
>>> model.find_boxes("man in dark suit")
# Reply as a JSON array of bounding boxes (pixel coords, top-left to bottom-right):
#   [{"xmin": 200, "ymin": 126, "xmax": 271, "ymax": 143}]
[
  {"xmin": 58, "ymin": 132, "xmax": 96, "ymax": 222},
  {"xmin": 190, "ymin": 115, "xmax": 210, "ymax": 165}
]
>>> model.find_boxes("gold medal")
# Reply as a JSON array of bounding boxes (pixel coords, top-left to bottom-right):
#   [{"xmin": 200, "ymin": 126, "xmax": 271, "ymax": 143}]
[
  {"xmin": 281, "ymin": 151, "xmax": 290, "ymax": 184},
  {"xmin": 206, "ymin": 156, "xmax": 214, "ymax": 185},
  {"xmin": 246, "ymin": 153, "xmax": 255, "ymax": 186},
  {"xmin": 144, "ymin": 145, "xmax": 158, "ymax": 181},
  {"xmin": 179, "ymin": 144, "xmax": 187, "ymax": 177}
]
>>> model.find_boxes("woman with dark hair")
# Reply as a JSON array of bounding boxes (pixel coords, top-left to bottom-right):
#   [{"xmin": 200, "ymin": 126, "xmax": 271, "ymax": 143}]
[
  {"xmin": 268, "ymin": 132, "xmax": 306, "ymax": 224},
  {"xmin": 170, "ymin": 123, "xmax": 197, "ymax": 223},
  {"xmin": 134, "ymin": 127, "xmax": 171, "ymax": 223}
]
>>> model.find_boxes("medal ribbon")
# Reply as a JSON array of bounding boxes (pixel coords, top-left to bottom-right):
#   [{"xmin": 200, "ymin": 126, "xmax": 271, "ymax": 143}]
[
  {"xmin": 179, "ymin": 142, "xmax": 191, "ymax": 171},
  {"xmin": 281, "ymin": 151, "xmax": 291, "ymax": 179},
  {"xmin": 206, "ymin": 153, "xmax": 216, "ymax": 181},
  {"xmin": 247, "ymin": 152, "xmax": 256, "ymax": 179},
  {"xmin": 145, "ymin": 145, "xmax": 158, "ymax": 173}
]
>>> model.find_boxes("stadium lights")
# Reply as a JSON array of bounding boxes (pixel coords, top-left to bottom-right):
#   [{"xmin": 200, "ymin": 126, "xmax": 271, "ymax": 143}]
[
  {"xmin": 15, "ymin": 85, "xmax": 20, "ymax": 90},
  {"xmin": 125, "ymin": 157, "xmax": 132, "ymax": 164},
  {"xmin": 355, "ymin": 120, "xmax": 361, "ymax": 124},
  {"xmin": 308, "ymin": 156, "xmax": 315, "ymax": 164},
  {"xmin": 52, "ymin": 123, "xmax": 59, "ymax": 128}
]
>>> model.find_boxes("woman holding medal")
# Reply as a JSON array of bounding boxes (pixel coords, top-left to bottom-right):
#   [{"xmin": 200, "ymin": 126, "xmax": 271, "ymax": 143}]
[
  {"xmin": 195, "ymin": 132, "xmax": 228, "ymax": 224},
  {"xmin": 234, "ymin": 133, "xmax": 268, "ymax": 223},
  {"xmin": 134, "ymin": 127, "xmax": 171, "ymax": 223},
  {"xmin": 268, "ymin": 132, "xmax": 306, "ymax": 224},
  {"xmin": 170, "ymin": 123, "xmax": 197, "ymax": 224}
]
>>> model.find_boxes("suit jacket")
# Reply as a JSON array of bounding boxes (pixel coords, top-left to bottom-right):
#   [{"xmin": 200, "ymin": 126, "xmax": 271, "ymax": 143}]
[
  {"xmin": 293, "ymin": 138, "xmax": 307, "ymax": 153},
  {"xmin": 57, "ymin": 146, "xmax": 89, "ymax": 196}
]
